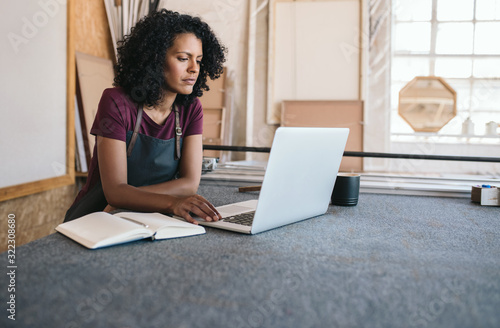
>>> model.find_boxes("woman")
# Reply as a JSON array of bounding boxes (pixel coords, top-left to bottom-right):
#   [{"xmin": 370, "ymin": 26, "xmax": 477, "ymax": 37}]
[{"xmin": 65, "ymin": 9, "xmax": 225, "ymax": 224}]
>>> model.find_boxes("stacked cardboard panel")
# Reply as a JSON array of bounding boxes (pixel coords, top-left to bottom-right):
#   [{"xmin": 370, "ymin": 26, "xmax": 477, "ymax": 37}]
[{"xmin": 199, "ymin": 69, "xmax": 227, "ymax": 160}]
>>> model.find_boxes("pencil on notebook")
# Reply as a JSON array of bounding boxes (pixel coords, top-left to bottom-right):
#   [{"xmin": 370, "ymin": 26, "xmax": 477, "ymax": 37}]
[{"xmin": 238, "ymin": 185, "xmax": 262, "ymax": 192}]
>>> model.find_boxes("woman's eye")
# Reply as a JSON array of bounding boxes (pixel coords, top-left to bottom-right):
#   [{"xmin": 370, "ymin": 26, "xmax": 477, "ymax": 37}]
[{"xmin": 178, "ymin": 57, "xmax": 188, "ymax": 62}]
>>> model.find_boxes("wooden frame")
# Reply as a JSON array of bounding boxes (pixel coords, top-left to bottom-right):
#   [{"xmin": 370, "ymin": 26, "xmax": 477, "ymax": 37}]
[
  {"xmin": 267, "ymin": 0, "xmax": 362, "ymax": 125},
  {"xmin": 398, "ymin": 76, "xmax": 457, "ymax": 133},
  {"xmin": 0, "ymin": 1, "xmax": 75, "ymax": 202},
  {"xmin": 75, "ymin": 51, "xmax": 115, "ymax": 164}
]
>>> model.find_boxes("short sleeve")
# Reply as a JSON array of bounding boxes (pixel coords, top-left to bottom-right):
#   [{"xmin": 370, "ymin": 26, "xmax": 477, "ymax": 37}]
[
  {"xmin": 183, "ymin": 98, "xmax": 203, "ymax": 137},
  {"xmin": 90, "ymin": 88, "xmax": 129, "ymax": 142}
]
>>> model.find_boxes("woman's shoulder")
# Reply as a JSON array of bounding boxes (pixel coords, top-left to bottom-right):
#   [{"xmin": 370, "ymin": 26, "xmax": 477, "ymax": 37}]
[
  {"xmin": 99, "ymin": 87, "xmax": 138, "ymax": 112},
  {"xmin": 179, "ymin": 98, "xmax": 203, "ymax": 120},
  {"xmin": 181, "ymin": 97, "xmax": 202, "ymax": 112},
  {"xmin": 177, "ymin": 98, "xmax": 203, "ymax": 136},
  {"xmin": 101, "ymin": 87, "xmax": 129, "ymax": 102},
  {"xmin": 94, "ymin": 87, "xmax": 139, "ymax": 130}
]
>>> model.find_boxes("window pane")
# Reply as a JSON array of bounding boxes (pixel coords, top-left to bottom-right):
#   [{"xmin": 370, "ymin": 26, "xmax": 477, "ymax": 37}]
[
  {"xmin": 435, "ymin": 57, "xmax": 472, "ymax": 78},
  {"xmin": 476, "ymin": 0, "xmax": 500, "ymax": 20},
  {"xmin": 392, "ymin": 82, "xmax": 407, "ymax": 111},
  {"xmin": 470, "ymin": 80, "xmax": 500, "ymax": 110},
  {"xmin": 394, "ymin": 0, "xmax": 432, "ymax": 21},
  {"xmin": 474, "ymin": 22, "xmax": 500, "ymax": 54},
  {"xmin": 394, "ymin": 22, "xmax": 431, "ymax": 53},
  {"xmin": 392, "ymin": 79, "xmax": 414, "ymax": 133},
  {"xmin": 474, "ymin": 58, "xmax": 500, "ymax": 77},
  {"xmin": 437, "ymin": 0, "xmax": 474, "ymax": 21},
  {"xmin": 448, "ymin": 79, "xmax": 472, "ymax": 112},
  {"xmin": 436, "ymin": 23, "xmax": 473, "ymax": 54},
  {"xmin": 392, "ymin": 112, "xmax": 414, "ymax": 133},
  {"xmin": 392, "ymin": 57, "xmax": 430, "ymax": 81},
  {"xmin": 466, "ymin": 111, "xmax": 500, "ymax": 135},
  {"xmin": 438, "ymin": 116, "xmax": 463, "ymax": 134}
]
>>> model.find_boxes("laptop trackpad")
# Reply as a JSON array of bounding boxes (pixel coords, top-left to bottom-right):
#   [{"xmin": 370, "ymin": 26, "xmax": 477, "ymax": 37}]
[{"xmin": 217, "ymin": 200, "xmax": 258, "ymax": 217}]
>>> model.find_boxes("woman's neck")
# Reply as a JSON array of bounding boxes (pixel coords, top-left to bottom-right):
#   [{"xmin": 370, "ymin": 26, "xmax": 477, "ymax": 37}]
[
  {"xmin": 144, "ymin": 92, "xmax": 176, "ymax": 125},
  {"xmin": 155, "ymin": 91, "xmax": 176, "ymax": 113}
]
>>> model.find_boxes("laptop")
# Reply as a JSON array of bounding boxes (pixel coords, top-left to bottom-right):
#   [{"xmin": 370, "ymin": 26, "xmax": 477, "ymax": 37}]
[{"xmin": 198, "ymin": 127, "xmax": 349, "ymax": 234}]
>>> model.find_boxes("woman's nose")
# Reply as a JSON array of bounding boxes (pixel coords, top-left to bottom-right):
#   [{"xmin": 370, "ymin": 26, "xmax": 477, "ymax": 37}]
[{"xmin": 188, "ymin": 59, "xmax": 199, "ymax": 73}]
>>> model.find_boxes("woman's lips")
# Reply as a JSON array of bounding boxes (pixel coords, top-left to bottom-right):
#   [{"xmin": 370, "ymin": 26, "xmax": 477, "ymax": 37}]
[{"xmin": 183, "ymin": 78, "xmax": 197, "ymax": 85}]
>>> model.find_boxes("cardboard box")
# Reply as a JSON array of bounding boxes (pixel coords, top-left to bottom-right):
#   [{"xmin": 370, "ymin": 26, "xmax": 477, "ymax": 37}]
[
  {"xmin": 199, "ymin": 68, "xmax": 226, "ymax": 109},
  {"xmin": 281, "ymin": 100, "xmax": 364, "ymax": 172},
  {"xmin": 471, "ymin": 186, "xmax": 500, "ymax": 206}
]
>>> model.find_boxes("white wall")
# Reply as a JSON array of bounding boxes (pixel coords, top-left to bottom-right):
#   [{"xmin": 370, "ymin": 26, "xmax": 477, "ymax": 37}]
[{"xmin": 0, "ymin": 0, "xmax": 68, "ymax": 188}]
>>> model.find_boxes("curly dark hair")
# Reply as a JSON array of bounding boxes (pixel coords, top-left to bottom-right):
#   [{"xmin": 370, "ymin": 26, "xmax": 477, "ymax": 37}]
[{"xmin": 114, "ymin": 9, "xmax": 226, "ymax": 107}]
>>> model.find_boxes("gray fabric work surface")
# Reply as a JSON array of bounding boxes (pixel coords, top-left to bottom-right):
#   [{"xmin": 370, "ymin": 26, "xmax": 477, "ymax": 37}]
[{"xmin": 1, "ymin": 182, "xmax": 499, "ymax": 328}]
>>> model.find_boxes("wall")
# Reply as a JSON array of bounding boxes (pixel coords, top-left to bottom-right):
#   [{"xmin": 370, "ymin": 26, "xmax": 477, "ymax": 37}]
[{"xmin": 0, "ymin": 0, "xmax": 113, "ymax": 252}]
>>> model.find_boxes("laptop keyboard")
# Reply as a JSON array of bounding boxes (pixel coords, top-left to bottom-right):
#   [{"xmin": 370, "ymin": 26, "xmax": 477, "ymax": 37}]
[{"xmin": 222, "ymin": 211, "xmax": 255, "ymax": 226}]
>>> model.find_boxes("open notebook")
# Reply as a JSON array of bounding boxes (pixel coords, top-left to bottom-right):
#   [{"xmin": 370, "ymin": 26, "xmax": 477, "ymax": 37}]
[{"xmin": 56, "ymin": 211, "xmax": 205, "ymax": 249}]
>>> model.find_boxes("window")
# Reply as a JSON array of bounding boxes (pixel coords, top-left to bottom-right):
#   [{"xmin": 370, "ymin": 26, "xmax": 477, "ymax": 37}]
[{"xmin": 391, "ymin": 0, "xmax": 500, "ymax": 139}]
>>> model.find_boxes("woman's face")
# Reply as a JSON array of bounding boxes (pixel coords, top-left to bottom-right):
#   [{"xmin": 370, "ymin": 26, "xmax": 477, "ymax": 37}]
[{"xmin": 163, "ymin": 33, "xmax": 203, "ymax": 96}]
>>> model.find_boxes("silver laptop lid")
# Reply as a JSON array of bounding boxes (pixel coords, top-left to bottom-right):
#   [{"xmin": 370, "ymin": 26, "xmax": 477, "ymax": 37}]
[{"xmin": 251, "ymin": 127, "xmax": 349, "ymax": 234}]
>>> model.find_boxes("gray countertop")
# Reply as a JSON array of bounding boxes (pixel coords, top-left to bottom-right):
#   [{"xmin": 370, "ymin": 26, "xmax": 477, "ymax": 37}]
[{"xmin": 1, "ymin": 182, "xmax": 499, "ymax": 328}]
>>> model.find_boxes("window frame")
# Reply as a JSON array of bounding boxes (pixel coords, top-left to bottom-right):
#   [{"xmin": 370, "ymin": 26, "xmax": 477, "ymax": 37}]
[{"xmin": 391, "ymin": 0, "xmax": 500, "ymax": 140}]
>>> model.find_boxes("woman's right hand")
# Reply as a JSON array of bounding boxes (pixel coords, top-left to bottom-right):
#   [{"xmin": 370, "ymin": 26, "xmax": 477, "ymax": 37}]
[{"xmin": 171, "ymin": 194, "xmax": 221, "ymax": 225}]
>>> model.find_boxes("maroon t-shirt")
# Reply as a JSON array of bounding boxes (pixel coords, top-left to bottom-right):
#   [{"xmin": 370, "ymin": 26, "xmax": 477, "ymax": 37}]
[{"xmin": 73, "ymin": 87, "xmax": 203, "ymax": 204}]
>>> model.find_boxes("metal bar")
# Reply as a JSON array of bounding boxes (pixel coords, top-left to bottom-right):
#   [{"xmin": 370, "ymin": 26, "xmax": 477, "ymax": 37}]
[
  {"xmin": 204, "ymin": 145, "xmax": 271, "ymax": 153},
  {"xmin": 202, "ymin": 145, "xmax": 500, "ymax": 163}
]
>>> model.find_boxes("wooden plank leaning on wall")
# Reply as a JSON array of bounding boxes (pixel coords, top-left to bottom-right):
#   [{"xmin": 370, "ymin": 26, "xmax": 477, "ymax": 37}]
[{"xmin": 281, "ymin": 100, "xmax": 364, "ymax": 172}]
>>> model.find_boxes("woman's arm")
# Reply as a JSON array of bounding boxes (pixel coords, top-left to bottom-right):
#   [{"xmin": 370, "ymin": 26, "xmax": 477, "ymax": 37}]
[{"xmin": 97, "ymin": 135, "xmax": 220, "ymax": 224}]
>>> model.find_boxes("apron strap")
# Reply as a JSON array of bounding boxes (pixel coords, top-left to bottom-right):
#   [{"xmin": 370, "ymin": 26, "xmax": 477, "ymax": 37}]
[
  {"xmin": 174, "ymin": 105, "xmax": 182, "ymax": 161},
  {"xmin": 127, "ymin": 104, "xmax": 181, "ymax": 160},
  {"xmin": 127, "ymin": 105, "xmax": 143, "ymax": 157}
]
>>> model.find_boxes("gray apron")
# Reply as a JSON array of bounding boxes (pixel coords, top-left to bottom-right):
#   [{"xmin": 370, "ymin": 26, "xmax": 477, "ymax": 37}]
[{"xmin": 64, "ymin": 105, "xmax": 182, "ymax": 222}]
